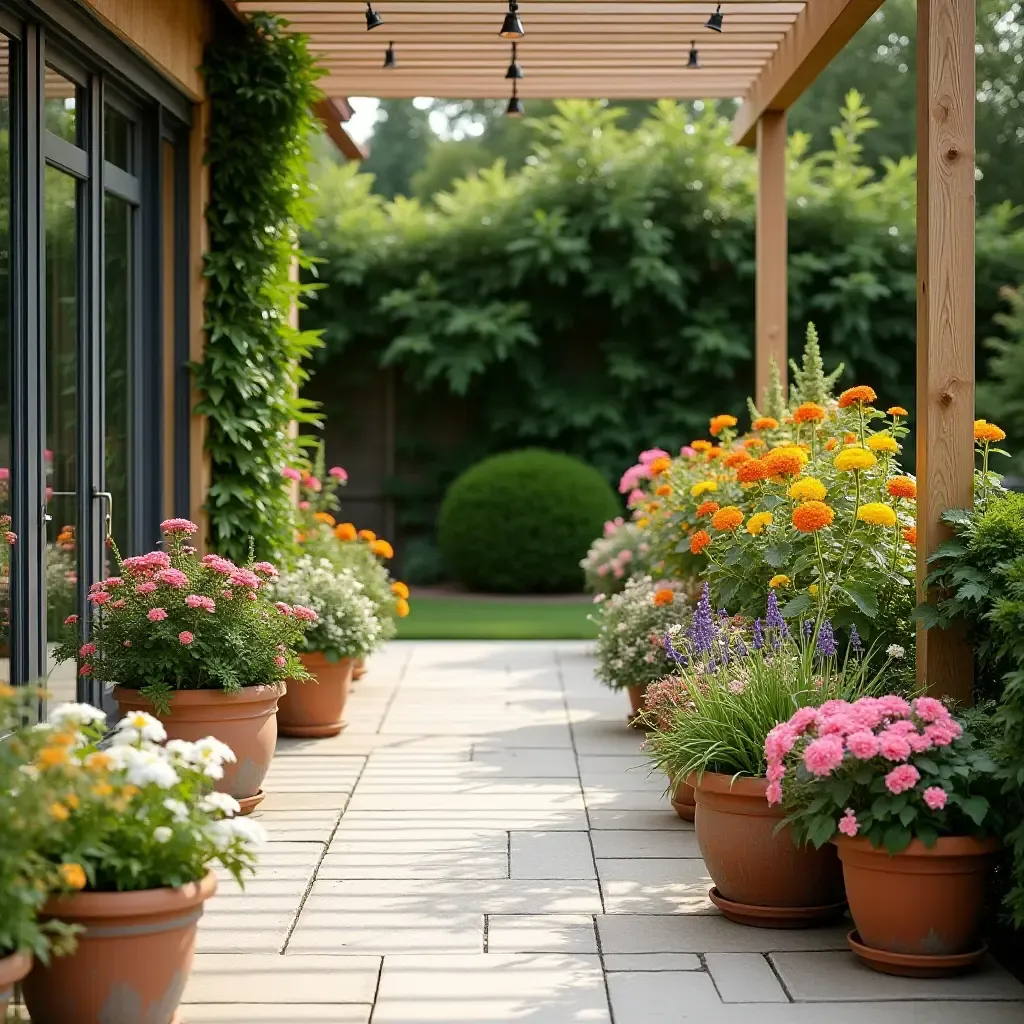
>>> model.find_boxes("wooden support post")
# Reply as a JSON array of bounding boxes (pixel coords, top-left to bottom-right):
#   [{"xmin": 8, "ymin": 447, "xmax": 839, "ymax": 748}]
[
  {"xmin": 916, "ymin": 0, "xmax": 976, "ymax": 703},
  {"xmin": 755, "ymin": 110, "xmax": 788, "ymax": 404}
]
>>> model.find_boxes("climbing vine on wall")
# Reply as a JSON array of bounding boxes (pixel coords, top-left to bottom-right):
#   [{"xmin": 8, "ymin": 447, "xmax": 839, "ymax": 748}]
[{"xmin": 198, "ymin": 13, "xmax": 323, "ymax": 561}]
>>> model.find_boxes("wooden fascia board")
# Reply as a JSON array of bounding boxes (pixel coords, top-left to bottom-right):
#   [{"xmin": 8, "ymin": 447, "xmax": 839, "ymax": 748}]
[{"xmin": 314, "ymin": 97, "xmax": 367, "ymax": 160}]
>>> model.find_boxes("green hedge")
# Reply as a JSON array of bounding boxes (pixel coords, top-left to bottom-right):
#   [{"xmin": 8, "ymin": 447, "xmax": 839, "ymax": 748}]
[{"xmin": 438, "ymin": 450, "xmax": 619, "ymax": 593}]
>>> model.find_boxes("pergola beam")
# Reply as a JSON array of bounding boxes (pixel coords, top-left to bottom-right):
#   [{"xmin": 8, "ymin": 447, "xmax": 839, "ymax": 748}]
[
  {"xmin": 755, "ymin": 111, "xmax": 788, "ymax": 402},
  {"xmin": 732, "ymin": 0, "xmax": 884, "ymax": 146}
]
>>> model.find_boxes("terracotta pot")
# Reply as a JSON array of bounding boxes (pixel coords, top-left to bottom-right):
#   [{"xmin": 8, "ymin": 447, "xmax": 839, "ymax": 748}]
[
  {"xmin": 626, "ymin": 684, "xmax": 646, "ymax": 716},
  {"xmin": 278, "ymin": 652, "xmax": 354, "ymax": 738},
  {"xmin": 352, "ymin": 656, "xmax": 367, "ymax": 680},
  {"xmin": 0, "ymin": 950, "xmax": 31, "ymax": 1018},
  {"xmin": 835, "ymin": 835, "xmax": 1001, "ymax": 965},
  {"xmin": 22, "ymin": 871, "xmax": 216, "ymax": 1024},
  {"xmin": 694, "ymin": 772, "xmax": 845, "ymax": 927},
  {"xmin": 670, "ymin": 775, "xmax": 696, "ymax": 822},
  {"xmin": 113, "ymin": 684, "xmax": 283, "ymax": 814}
]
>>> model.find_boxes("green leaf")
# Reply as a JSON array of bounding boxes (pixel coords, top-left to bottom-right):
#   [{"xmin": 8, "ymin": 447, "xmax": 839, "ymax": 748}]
[
  {"xmin": 780, "ymin": 594, "xmax": 812, "ymax": 618},
  {"xmin": 808, "ymin": 814, "xmax": 838, "ymax": 849},
  {"xmin": 839, "ymin": 582, "xmax": 879, "ymax": 619},
  {"xmin": 960, "ymin": 795, "xmax": 990, "ymax": 826},
  {"xmin": 883, "ymin": 823, "xmax": 913, "ymax": 853}
]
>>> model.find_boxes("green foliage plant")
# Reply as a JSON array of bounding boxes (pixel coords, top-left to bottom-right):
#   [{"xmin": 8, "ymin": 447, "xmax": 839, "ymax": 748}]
[
  {"xmin": 437, "ymin": 448, "xmax": 620, "ymax": 593},
  {"xmin": 53, "ymin": 520, "xmax": 313, "ymax": 714},
  {"xmin": 198, "ymin": 14, "xmax": 323, "ymax": 562}
]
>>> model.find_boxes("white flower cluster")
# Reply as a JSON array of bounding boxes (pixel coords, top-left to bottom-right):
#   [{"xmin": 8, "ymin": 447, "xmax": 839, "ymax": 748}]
[{"xmin": 272, "ymin": 557, "xmax": 383, "ymax": 659}]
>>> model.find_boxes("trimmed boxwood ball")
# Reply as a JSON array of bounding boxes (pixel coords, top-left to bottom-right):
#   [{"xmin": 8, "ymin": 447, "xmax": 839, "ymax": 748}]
[{"xmin": 438, "ymin": 449, "xmax": 621, "ymax": 594}]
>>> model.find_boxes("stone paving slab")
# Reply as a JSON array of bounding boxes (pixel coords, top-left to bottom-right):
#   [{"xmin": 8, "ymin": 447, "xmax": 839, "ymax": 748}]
[
  {"xmin": 608, "ymin": 970, "xmax": 722, "ymax": 1023},
  {"xmin": 486, "ymin": 914, "xmax": 598, "ymax": 953},
  {"xmin": 590, "ymin": 829, "xmax": 701, "ymax": 859},
  {"xmin": 596, "ymin": 858, "xmax": 714, "ymax": 914},
  {"xmin": 602, "ymin": 953, "xmax": 703, "ymax": 972},
  {"xmin": 320, "ymin": 829, "xmax": 509, "ymax": 879},
  {"xmin": 705, "ymin": 952, "xmax": 788, "ymax": 1002},
  {"xmin": 509, "ymin": 830, "xmax": 596, "ymax": 879},
  {"xmin": 182, "ymin": 1005, "xmax": 371, "ymax": 1022}
]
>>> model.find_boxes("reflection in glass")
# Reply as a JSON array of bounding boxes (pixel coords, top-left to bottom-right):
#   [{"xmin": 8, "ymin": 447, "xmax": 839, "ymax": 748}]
[
  {"xmin": 104, "ymin": 106, "xmax": 134, "ymax": 174},
  {"xmin": 44, "ymin": 66, "xmax": 78, "ymax": 144},
  {"xmin": 45, "ymin": 166, "xmax": 79, "ymax": 694},
  {"xmin": 104, "ymin": 194, "xmax": 132, "ymax": 552},
  {"xmin": 0, "ymin": 37, "xmax": 10, "ymax": 678}
]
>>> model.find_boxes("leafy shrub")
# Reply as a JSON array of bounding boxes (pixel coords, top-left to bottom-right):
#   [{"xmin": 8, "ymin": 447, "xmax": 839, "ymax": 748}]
[{"xmin": 437, "ymin": 449, "xmax": 620, "ymax": 593}]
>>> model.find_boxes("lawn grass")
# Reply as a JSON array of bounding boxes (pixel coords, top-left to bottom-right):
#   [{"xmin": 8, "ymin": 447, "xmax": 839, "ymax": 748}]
[{"xmin": 396, "ymin": 595, "xmax": 598, "ymax": 641}]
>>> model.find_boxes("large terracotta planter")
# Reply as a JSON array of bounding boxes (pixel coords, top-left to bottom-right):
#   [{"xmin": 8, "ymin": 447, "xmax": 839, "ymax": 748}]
[
  {"xmin": 0, "ymin": 950, "xmax": 31, "ymax": 1018},
  {"xmin": 670, "ymin": 774, "xmax": 696, "ymax": 822},
  {"xmin": 694, "ymin": 772, "xmax": 845, "ymax": 927},
  {"xmin": 113, "ymin": 684, "xmax": 283, "ymax": 814},
  {"xmin": 278, "ymin": 652, "xmax": 354, "ymax": 738},
  {"xmin": 22, "ymin": 871, "xmax": 216, "ymax": 1024},
  {"xmin": 352, "ymin": 656, "xmax": 367, "ymax": 680},
  {"xmin": 835, "ymin": 835, "xmax": 1000, "ymax": 975}
]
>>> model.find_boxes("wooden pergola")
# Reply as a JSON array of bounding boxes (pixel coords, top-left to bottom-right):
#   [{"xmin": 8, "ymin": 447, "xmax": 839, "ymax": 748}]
[{"xmin": 245, "ymin": 0, "xmax": 978, "ymax": 703}]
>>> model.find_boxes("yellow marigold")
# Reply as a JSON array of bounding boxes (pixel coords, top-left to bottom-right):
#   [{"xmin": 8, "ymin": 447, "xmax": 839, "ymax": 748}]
[
  {"xmin": 49, "ymin": 802, "xmax": 69, "ymax": 822},
  {"xmin": 652, "ymin": 587, "xmax": 676, "ymax": 606},
  {"xmin": 637, "ymin": 517, "xmax": 649, "ymax": 528},
  {"xmin": 752, "ymin": 417, "xmax": 779, "ymax": 431},
  {"xmin": 746, "ymin": 511, "xmax": 773, "ymax": 536},
  {"xmin": 788, "ymin": 477, "xmax": 827, "ymax": 503},
  {"xmin": 335, "ymin": 522, "xmax": 357, "ymax": 542},
  {"xmin": 838, "ymin": 385, "xmax": 878, "ymax": 408},
  {"xmin": 792, "ymin": 501, "xmax": 835, "ymax": 533},
  {"xmin": 691, "ymin": 480, "xmax": 718, "ymax": 498},
  {"xmin": 709, "ymin": 414, "xmax": 738, "ymax": 437},
  {"xmin": 690, "ymin": 529, "xmax": 711, "ymax": 555},
  {"xmin": 59, "ymin": 863, "xmax": 86, "ymax": 891},
  {"xmin": 887, "ymin": 476, "xmax": 917, "ymax": 500},
  {"xmin": 655, "ymin": 484, "xmax": 672, "ymax": 497},
  {"xmin": 793, "ymin": 402, "xmax": 826, "ymax": 424},
  {"xmin": 974, "ymin": 419, "xmax": 1007, "ymax": 443},
  {"xmin": 834, "ymin": 447, "xmax": 877, "ymax": 473},
  {"xmin": 808, "ymin": 584, "xmax": 819, "ymax": 596},
  {"xmin": 903, "ymin": 526, "xmax": 918, "ymax": 546},
  {"xmin": 888, "ymin": 406, "xmax": 908, "ymax": 417},
  {"xmin": 711, "ymin": 506, "xmax": 744, "ymax": 532},
  {"xmin": 644, "ymin": 502, "xmax": 660, "ymax": 514},
  {"xmin": 372, "ymin": 539, "xmax": 395, "ymax": 560},
  {"xmin": 768, "ymin": 574, "xmax": 791, "ymax": 589},
  {"xmin": 696, "ymin": 500, "xmax": 720, "ymax": 519},
  {"xmin": 691, "ymin": 440, "xmax": 713, "ymax": 453},
  {"xmin": 313, "ymin": 512, "xmax": 336, "ymax": 526},
  {"xmin": 866, "ymin": 433, "xmax": 899, "ymax": 454},
  {"xmin": 743, "ymin": 438, "xmax": 765, "ymax": 450},
  {"xmin": 724, "ymin": 450, "xmax": 751, "ymax": 469},
  {"xmin": 65, "ymin": 794, "xmax": 79, "ymax": 810},
  {"xmin": 391, "ymin": 581, "xmax": 410, "ymax": 599},
  {"xmin": 396, "ymin": 598, "xmax": 410, "ymax": 618},
  {"xmin": 736, "ymin": 459, "xmax": 768, "ymax": 484},
  {"xmin": 763, "ymin": 446, "xmax": 808, "ymax": 478},
  {"xmin": 358, "ymin": 529, "xmax": 377, "ymax": 542},
  {"xmin": 649, "ymin": 456, "xmax": 672, "ymax": 475},
  {"xmin": 37, "ymin": 746, "xmax": 69, "ymax": 768},
  {"xmin": 121, "ymin": 784, "xmax": 140, "ymax": 800},
  {"xmin": 825, "ymin": 438, "xmax": 839, "ymax": 452},
  {"xmin": 92, "ymin": 782, "xmax": 114, "ymax": 798},
  {"xmin": 857, "ymin": 503, "xmax": 897, "ymax": 528}
]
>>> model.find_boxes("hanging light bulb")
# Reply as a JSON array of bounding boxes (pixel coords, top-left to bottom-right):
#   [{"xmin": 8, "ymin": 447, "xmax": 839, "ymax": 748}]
[
  {"xmin": 505, "ymin": 41, "xmax": 523, "ymax": 79},
  {"xmin": 383, "ymin": 41, "xmax": 397, "ymax": 68},
  {"xmin": 365, "ymin": 2, "xmax": 384, "ymax": 30},
  {"xmin": 505, "ymin": 80, "xmax": 524, "ymax": 117},
  {"xmin": 687, "ymin": 41, "xmax": 700, "ymax": 69},
  {"xmin": 499, "ymin": 1, "xmax": 524, "ymax": 39},
  {"xmin": 705, "ymin": 4, "xmax": 723, "ymax": 32}
]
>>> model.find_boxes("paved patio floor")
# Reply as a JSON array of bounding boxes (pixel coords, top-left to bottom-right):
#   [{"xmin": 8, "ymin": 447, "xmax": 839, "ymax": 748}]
[{"xmin": 184, "ymin": 641, "xmax": 1024, "ymax": 1023}]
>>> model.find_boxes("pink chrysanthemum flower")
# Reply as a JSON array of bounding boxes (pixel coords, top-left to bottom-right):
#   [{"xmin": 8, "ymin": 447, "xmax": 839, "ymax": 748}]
[
  {"xmin": 274, "ymin": 655, "xmax": 287, "ymax": 667},
  {"xmin": 924, "ymin": 720, "xmax": 962, "ymax": 747},
  {"xmin": 281, "ymin": 467, "xmax": 301, "ymax": 481},
  {"xmin": 837, "ymin": 809, "xmax": 859, "ymax": 837},
  {"xmin": 160, "ymin": 518, "xmax": 198, "ymax": 535},
  {"xmin": 878, "ymin": 729, "xmax": 912, "ymax": 762},
  {"xmin": 156, "ymin": 568, "xmax": 189, "ymax": 589},
  {"xmin": 136, "ymin": 581, "xmax": 157, "ymax": 595},
  {"xmin": 147, "ymin": 607, "xmax": 168, "ymax": 622},
  {"xmin": 253, "ymin": 562, "xmax": 279, "ymax": 578},
  {"xmin": 178, "ymin": 631, "xmax": 194, "ymax": 645},
  {"xmin": 803, "ymin": 735, "xmax": 845, "ymax": 777},
  {"xmin": 923, "ymin": 786, "xmax": 948, "ymax": 810},
  {"xmin": 884, "ymin": 764, "xmax": 920, "ymax": 795},
  {"xmin": 789, "ymin": 707, "xmax": 823, "ymax": 735},
  {"xmin": 328, "ymin": 466, "xmax": 348, "ymax": 481},
  {"xmin": 89, "ymin": 591, "xmax": 111, "ymax": 606},
  {"xmin": 764, "ymin": 723, "xmax": 797, "ymax": 763},
  {"xmin": 64, "ymin": 614, "xmax": 79, "ymax": 626},
  {"xmin": 912, "ymin": 696, "xmax": 948, "ymax": 724},
  {"xmin": 79, "ymin": 643, "xmax": 97, "ymax": 657},
  {"xmin": 765, "ymin": 780, "xmax": 783, "ymax": 806},
  {"xmin": 845, "ymin": 730, "xmax": 880, "ymax": 760},
  {"xmin": 292, "ymin": 605, "xmax": 319, "ymax": 623}
]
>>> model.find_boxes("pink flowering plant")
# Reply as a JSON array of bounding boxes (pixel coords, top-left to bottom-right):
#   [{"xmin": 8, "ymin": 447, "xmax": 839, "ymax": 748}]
[
  {"xmin": 285, "ymin": 441, "xmax": 347, "ymax": 519},
  {"xmin": 766, "ymin": 695, "xmax": 1003, "ymax": 852},
  {"xmin": 54, "ymin": 520, "xmax": 317, "ymax": 713},
  {"xmin": 580, "ymin": 518, "xmax": 651, "ymax": 597}
]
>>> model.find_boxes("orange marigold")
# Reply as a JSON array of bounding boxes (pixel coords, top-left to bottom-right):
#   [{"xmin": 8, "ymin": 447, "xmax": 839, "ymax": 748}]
[
  {"xmin": 793, "ymin": 402, "xmax": 826, "ymax": 424},
  {"xmin": 358, "ymin": 529, "xmax": 377, "ymax": 542},
  {"xmin": 838, "ymin": 385, "xmax": 878, "ymax": 408},
  {"xmin": 396, "ymin": 598, "xmax": 410, "ymax": 618},
  {"xmin": 751, "ymin": 417, "xmax": 779, "ymax": 431},
  {"xmin": 724, "ymin": 450, "xmax": 752, "ymax": 469},
  {"xmin": 335, "ymin": 522, "xmax": 357, "ymax": 542},
  {"xmin": 743, "ymin": 438, "xmax": 765, "ymax": 450},
  {"xmin": 824, "ymin": 438, "xmax": 839, "ymax": 452},
  {"xmin": 696, "ymin": 501, "xmax": 720, "ymax": 519},
  {"xmin": 711, "ymin": 506, "xmax": 744, "ymax": 532},
  {"xmin": 691, "ymin": 440, "xmax": 713, "ymax": 453},
  {"xmin": 372, "ymin": 539, "xmax": 395, "ymax": 559},
  {"xmin": 690, "ymin": 529, "xmax": 712, "ymax": 555},
  {"xmin": 391, "ymin": 581, "xmax": 410, "ymax": 599},
  {"xmin": 887, "ymin": 476, "xmax": 917, "ymax": 500},
  {"xmin": 649, "ymin": 456, "xmax": 672, "ymax": 475},
  {"xmin": 736, "ymin": 459, "xmax": 768, "ymax": 484},
  {"xmin": 844, "ymin": 433, "xmax": 858, "ymax": 445},
  {"xmin": 903, "ymin": 526, "xmax": 918, "ymax": 546},
  {"xmin": 655, "ymin": 484, "xmax": 672, "ymax": 497},
  {"xmin": 706, "ymin": 447, "xmax": 725, "ymax": 460},
  {"xmin": 762, "ymin": 446, "xmax": 808, "ymax": 478},
  {"xmin": 792, "ymin": 501, "xmax": 835, "ymax": 533},
  {"xmin": 974, "ymin": 419, "xmax": 1007, "ymax": 443},
  {"xmin": 888, "ymin": 406, "xmax": 909, "ymax": 417},
  {"xmin": 652, "ymin": 587, "xmax": 676, "ymax": 607},
  {"xmin": 709, "ymin": 414, "xmax": 738, "ymax": 437},
  {"xmin": 313, "ymin": 512, "xmax": 336, "ymax": 526}
]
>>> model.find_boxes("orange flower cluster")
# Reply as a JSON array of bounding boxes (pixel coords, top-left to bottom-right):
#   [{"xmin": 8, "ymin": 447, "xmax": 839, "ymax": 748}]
[
  {"xmin": 824, "ymin": 438, "xmax": 839, "ymax": 452},
  {"xmin": 313, "ymin": 512, "xmax": 336, "ymax": 526},
  {"xmin": 903, "ymin": 526, "xmax": 917, "ymax": 546},
  {"xmin": 792, "ymin": 501, "xmax": 835, "ymax": 533},
  {"xmin": 974, "ymin": 419, "xmax": 1007, "ymax": 443},
  {"xmin": 372, "ymin": 539, "xmax": 394, "ymax": 560},
  {"xmin": 743, "ymin": 438, "xmax": 765, "ymax": 450},
  {"xmin": 838, "ymin": 385, "xmax": 877, "ymax": 408},
  {"xmin": 711, "ymin": 506, "xmax": 744, "ymax": 532},
  {"xmin": 655, "ymin": 484, "xmax": 672, "ymax": 497},
  {"xmin": 696, "ymin": 501, "xmax": 720, "ymax": 519},
  {"xmin": 793, "ymin": 402, "xmax": 826, "ymax": 424},
  {"xmin": 690, "ymin": 529, "xmax": 711, "ymax": 555},
  {"xmin": 649, "ymin": 456, "xmax": 672, "ymax": 475},
  {"xmin": 706, "ymin": 447, "xmax": 725, "ymax": 460},
  {"xmin": 888, "ymin": 406, "xmax": 908, "ymax": 417},
  {"xmin": 762, "ymin": 446, "xmax": 807, "ymax": 478},
  {"xmin": 709, "ymin": 414, "xmax": 738, "ymax": 437},
  {"xmin": 653, "ymin": 587, "xmax": 676, "ymax": 607},
  {"xmin": 334, "ymin": 522, "xmax": 357, "ymax": 541},
  {"xmin": 736, "ymin": 459, "xmax": 768, "ymax": 484},
  {"xmin": 358, "ymin": 529, "xmax": 377, "ymax": 542},
  {"xmin": 752, "ymin": 417, "xmax": 779, "ymax": 431},
  {"xmin": 691, "ymin": 440, "xmax": 713, "ymax": 453},
  {"xmin": 724, "ymin": 450, "xmax": 751, "ymax": 469},
  {"xmin": 887, "ymin": 476, "xmax": 917, "ymax": 500}
]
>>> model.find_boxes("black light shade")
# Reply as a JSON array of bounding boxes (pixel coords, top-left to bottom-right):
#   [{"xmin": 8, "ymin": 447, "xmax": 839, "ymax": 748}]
[
  {"xmin": 505, "ymin": 82, "xmax": 524, "ymax": 117},
  {"xmin": 705, "ymin": 4, "xmax": 723, "ymax": 32},
  {"xmin": 383, "ymin": 42, "xmax": 397, "ymax": 67},
  {"xmin": 499, "ymin": 1, "xmax": 524, "ymax": 39},
  {"xmin": 687, "ymin": 41, "xmax": 700, "ymax": 69},
  {"xmin": 505, "ymin": 41, "xmax": 523, "ymax": 79},
  {"xmin": 365, "ymin": 2, "xmax": 384, "ymax": 30}
]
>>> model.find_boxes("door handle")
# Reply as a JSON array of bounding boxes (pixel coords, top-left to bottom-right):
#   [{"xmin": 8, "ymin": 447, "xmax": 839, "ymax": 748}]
[{"xmin": 92, "ymin": 490, "xmax": 113, "ymax": 540}]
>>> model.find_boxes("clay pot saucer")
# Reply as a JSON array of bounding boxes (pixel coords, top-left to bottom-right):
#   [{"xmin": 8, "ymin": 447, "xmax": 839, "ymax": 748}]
[
  {"xmin": 847, "ymin": 930, "xmax": 988, "ymax": 978},
  {"xmin": 709, "ymin": 886, "xmax": 847, "ymax": 929},
  {"xmin": 236, "ymin": 788, "xmax": 265, "ymax": 816}
]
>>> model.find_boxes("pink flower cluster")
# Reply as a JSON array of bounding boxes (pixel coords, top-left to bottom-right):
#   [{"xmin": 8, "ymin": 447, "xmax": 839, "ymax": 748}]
[
  {"xmin": 185, "ymin": 594, "xmax": 216, "ymax": 613},
  {"xmin": 642, "ymin": 676, "xmax": 694, "ymax": 730},
  {"xmin": 160, "ymin": 518, "xmax": 198, "ymax": 536},
  {"xmin": 328, "ymin": 466, "xmax": 348, "ymax": 481},
  {"xmin": 764, "ymin": 694, "xmax": 962, "ymax": 810},
  {"xmin": 603, "ymin": 517, "xmax": 625, "ymax": 539},
  {"xmin": 618, "ymin": 463, "xmax": 651, "ymax": 494},
  {"xmin": 281, "ymin": 467, "xmax": 302, "ymax": 481}
]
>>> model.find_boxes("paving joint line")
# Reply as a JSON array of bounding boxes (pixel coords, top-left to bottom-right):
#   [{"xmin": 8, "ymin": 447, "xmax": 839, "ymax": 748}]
[{"xmin": 764, "ymin": 951, "xmax": 795, "ymax": 1003}]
